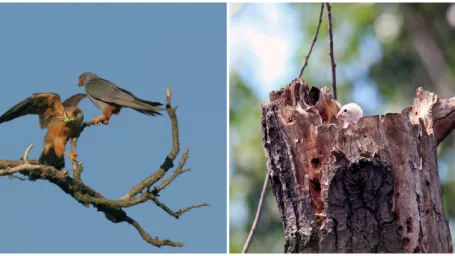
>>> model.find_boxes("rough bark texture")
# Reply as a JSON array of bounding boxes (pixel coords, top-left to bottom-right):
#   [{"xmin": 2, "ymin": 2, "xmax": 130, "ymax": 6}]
[{"xmin": 261, "ymin": 78, "xmax": 453, "ymax": 253}]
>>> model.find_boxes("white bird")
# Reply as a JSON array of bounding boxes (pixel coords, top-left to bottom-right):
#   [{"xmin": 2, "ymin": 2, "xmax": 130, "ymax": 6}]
[{"xmin": 336, "ymin": 103, "xmax": 363, "ymax": 128}]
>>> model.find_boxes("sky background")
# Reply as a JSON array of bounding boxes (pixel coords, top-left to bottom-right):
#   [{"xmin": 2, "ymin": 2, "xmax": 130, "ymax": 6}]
[{"xmin": 0, "ymin": 3, "xmax": 226, "ymax": 253}]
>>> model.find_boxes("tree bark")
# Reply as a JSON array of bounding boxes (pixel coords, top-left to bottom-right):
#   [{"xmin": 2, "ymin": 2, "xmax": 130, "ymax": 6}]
[{"xmin": 261, "ymin": 78, "xmax": 453, "ymax": 253}]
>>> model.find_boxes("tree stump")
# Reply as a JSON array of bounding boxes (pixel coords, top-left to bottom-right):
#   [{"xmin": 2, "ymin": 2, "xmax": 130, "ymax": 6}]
[{"xmin": 261, "ymin": 78, "xmax": 453, "ymax": 253}]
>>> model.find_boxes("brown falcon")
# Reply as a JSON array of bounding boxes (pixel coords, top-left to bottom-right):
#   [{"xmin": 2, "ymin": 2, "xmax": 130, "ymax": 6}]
[
  {"xmin": 78, "ymin": 72, "xmax": 163, "ymax": 125},
  {"xmin": 0, "ymin": 93, "xmax": 87, "ymax": 170}
]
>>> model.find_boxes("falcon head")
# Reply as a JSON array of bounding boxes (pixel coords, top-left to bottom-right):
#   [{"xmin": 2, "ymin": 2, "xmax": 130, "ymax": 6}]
[
  {"xmin": 336, "ymin": 103, "xmax": 363, "ymax": 127},
  {"xmin": 78, "ymin": 72, "xmax": 99, "ymax": 87},
  {"xmin": 62, "ymin": 106, "xmax": 84, "ymax": 126}
]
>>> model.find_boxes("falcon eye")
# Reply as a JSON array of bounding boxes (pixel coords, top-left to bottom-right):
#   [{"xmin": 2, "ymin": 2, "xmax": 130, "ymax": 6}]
[{"xmin": 344, "ymin": 109, "xmax": 347, "ymax": 113}]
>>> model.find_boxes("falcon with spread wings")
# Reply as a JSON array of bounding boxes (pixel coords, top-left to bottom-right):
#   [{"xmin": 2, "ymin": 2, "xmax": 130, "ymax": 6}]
[
  {"xmin": 0, "ymin": 93, "xmax": 87, "ymax": 170},
  {"xmin": 78, "ymin": 72, "xmax": 163, "ymax": 125}
]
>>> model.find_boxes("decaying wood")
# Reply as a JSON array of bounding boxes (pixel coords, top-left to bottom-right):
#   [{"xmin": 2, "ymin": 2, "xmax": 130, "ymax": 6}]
[{"xmin": 261, "ymin": 78, "xmax": 453, "ymax": 253}]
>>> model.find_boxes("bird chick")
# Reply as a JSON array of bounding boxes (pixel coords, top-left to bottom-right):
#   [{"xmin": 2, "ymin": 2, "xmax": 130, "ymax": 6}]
[{"xmin": 336, "ymin": 103, "xmax": 363, "ymax": 128}]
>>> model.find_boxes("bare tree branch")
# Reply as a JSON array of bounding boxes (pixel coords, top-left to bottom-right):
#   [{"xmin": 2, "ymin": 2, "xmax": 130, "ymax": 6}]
[
  {"xmin": 69, "ymin": 137, "xmax": 84, "ymax": 184},
  {"xmin": 152, "ymin": 148, "xmax": 190, "ymax": 193},
  {"xmin": 22, "ymin": 144, "xmax": 33, "ymax": 164},
  {"xmin": 121, "ymin": 88, "xmax": 181, "ymax": 201},
  {"xmin": 0, "ymin": 87, "xmax": 209, "ymax": 248},
  {"xmin": 242, "ymin": 172, "xmax": 270, "ymax": 253},
  {"xmin": 149, "ymin": 195, "xmax": 210, "ymax": 219},
  {"xmin": 125, "ymin": 216, "xmax": 183, "ymax": 247},
  {"xmin": 0, "ymin": 159, "xmax": 39, "ymax": 169},
  {"xmin": 298, "ymin": 3, "xmax": 324, "ymax": 78},
  {"xmin": 326, "ymin": 3, "xmax": 337, "ymax": 100}
]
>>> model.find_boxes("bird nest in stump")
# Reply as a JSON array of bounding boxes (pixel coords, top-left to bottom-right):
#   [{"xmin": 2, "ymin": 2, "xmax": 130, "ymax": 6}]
[{"xmin": 261, "ymin": 78, "xmax": 453, "ymax": 253}]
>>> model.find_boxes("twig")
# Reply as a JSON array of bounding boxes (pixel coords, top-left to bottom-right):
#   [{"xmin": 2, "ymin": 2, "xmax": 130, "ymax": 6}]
[
  {"xmin": 125, "ymin": 216, "xmax": 183, "ymax": 247},
  {"xmin": 298, "ymin": 3, "xmax": 325, "ymax": 78},
  {"xmin": 23, "ymin": 144, "xmax": 33, "ymax": 164},
  {"xmin": 149, "ymin": 195, "xmax": 210, "ymax": 219},
  {"xmin": 8, "ymin": 173, "xmax": 26, "ymax": 181},
  {"xmin": 154, "ymin": 167, "xmax": 190, "ymax": 193},
  {"xmin": 166, "ymin": 87, "xmax": 172, "ymax": 108},
  {"xmin": 242, "ymin": 173, "xmax": 270, "ymax": 253},
  {"xmin": 326, "ymin": 3, "xmax": 337, "ymax": 100}
]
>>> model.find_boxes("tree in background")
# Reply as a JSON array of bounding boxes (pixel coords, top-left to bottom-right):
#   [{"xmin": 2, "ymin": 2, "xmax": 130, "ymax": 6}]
[{"xmin": 230, "ymin": 3, "xmax": 455, "ymax": 253}]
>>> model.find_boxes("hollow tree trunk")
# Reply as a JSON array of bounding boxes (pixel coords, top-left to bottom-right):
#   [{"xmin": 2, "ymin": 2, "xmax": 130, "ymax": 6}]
[{"xmin": 261, "ymin": 78, "xmax": 454, "ymax": 253}]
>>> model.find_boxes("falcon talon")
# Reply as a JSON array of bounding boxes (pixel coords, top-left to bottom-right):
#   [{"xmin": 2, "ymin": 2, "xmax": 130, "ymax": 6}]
[
  {"xmin": 64, "ymin": 152, "xmax": 79, "ymax": 162},
  {"xmin": 91, "ymin": 118, "xmax": 102, "ymax": 126}
]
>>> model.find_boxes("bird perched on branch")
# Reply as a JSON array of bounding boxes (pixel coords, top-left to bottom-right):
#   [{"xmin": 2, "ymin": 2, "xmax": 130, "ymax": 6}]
[
  {"xmin": 336, "ymin": 103, "xmax": 363, "ymax": 128},
  {"xmin": 0, "ymin": 93, "xmax": 87, "ymax": 170},
  {"xmin": 78, "ymin": 72, "xmax": 163, "ymax": 125}
]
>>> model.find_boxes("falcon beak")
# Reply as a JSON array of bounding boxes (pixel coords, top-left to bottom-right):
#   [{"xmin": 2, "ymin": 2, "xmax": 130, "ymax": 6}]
[
  {"xmin": 63, "ymin": 111, "xmax": 76, "ymax": 123},
  {"xmin": 78, "ymin": 77, "xmax": 83, "ymax": 87}
]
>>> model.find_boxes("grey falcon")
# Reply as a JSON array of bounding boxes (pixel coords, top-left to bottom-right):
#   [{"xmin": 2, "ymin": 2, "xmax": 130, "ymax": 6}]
[{"xmin": 77, "ymin": 72, "xmax": 163, "ymax": 125}]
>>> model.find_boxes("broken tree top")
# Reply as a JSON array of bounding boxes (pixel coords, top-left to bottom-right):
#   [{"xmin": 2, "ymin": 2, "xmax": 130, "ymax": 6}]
[{"xmin": 261, "ymin": 78, "xmax": 453, "ymax": 253}]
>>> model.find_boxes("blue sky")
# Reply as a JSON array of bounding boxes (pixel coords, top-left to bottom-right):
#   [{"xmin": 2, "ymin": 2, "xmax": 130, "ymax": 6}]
[{"xmin": 0, "ymin": 3, "xmax": 226, "ymax": 253}]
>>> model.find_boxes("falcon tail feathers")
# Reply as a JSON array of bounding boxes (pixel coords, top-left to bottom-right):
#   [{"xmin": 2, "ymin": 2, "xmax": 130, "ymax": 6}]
[
  {"xmin": 136, "ymin": 108, "xmax": 163, "ymax": 116},
  {"xmin": 39, "ymin": 147, "xmax": 65, "ymax": 170},
  {"xmin": 132, "ymin": 97, "xmax": 163, "ymax": 116}
]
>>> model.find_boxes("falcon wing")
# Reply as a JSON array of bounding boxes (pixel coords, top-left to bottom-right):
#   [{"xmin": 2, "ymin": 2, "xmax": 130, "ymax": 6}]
[
  {"xmin": 62, "ymin": 93, "xmax": 87, "ymax": 108},
  {"xmin": 85, "ymin": 77, "xmax": 130, "ymax": 103},
  {"xmin": 85, "ymin": 78, "xmax": 163, "ymax": 113},
  {"xmin": 0, "ymin": 93, "xmax": 65, "ymax": 129}
]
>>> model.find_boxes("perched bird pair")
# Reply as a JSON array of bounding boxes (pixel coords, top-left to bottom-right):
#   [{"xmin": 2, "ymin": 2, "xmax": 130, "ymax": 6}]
[
  {"xmin": 336, "ymin": 103, "xmax": 363, "ymax": 128},
  {"xmin": 0, "ymin": 72, "xmax": 163, "ymax": 170}
]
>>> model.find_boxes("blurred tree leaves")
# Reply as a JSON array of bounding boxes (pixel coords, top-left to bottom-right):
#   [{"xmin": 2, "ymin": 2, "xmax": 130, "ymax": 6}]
[
  {"xmin": 230, "ymin": 73, "xmax": 285, "ymax": 252},
  {"xmin": 230, "ymin": 3, "xmax": 455, "ymax": 253}
]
